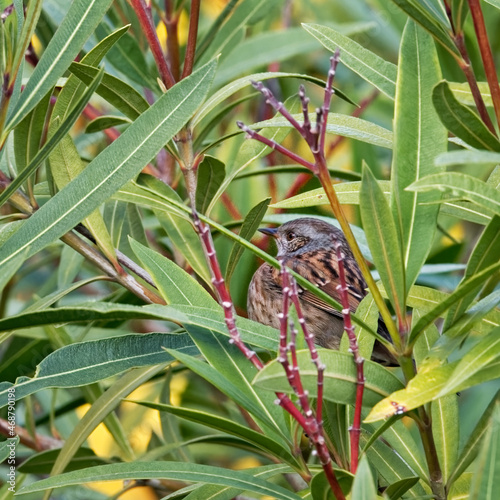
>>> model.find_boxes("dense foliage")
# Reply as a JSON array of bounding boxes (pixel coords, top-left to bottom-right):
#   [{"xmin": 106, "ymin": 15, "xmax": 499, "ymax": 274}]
[{"xmin": 0, "ymin": 0, "xmax": 499, "ymax": 499}]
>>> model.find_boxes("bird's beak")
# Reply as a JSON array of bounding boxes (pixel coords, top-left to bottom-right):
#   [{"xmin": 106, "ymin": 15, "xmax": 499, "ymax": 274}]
[{"xmin": 258, "ymin": 227, "xmax": 278, "ymax": 237}]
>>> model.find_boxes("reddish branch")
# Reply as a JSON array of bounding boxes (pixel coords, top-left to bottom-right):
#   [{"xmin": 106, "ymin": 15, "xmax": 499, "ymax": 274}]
[
  {"xmin": 129, "ymin": 0, "xmax": 176, "ymax": 89},
  {"xmin": 443, "ymin": 0, "xmax": 496, "ymax": 134},
  {"xmin": 182, "ymin": 0, "xmax": 201, "ymax": 79},
  {"xmin": 467, "ymin": 0, "xmax": 500, "ymax": 131},
  {"xmin": 335, "ymin": 241, "xmax": 365, "ymax": 473},
  {"xmin": 189, "ymin": 205, "xmax": 345, "ymax": 498}
]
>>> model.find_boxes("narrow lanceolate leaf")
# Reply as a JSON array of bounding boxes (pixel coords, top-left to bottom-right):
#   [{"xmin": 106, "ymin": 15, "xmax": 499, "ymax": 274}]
[
  {"xmin": 0, "ymin": 60, "xmax": 216, "ymax": 273},
  {"xmin": 391, "ymin": 21, "xmax": 448, "ymax": 293},
  {"xmin": 468, "ymin": 405, "xmax": 500, "ymax": 500},
  {"xmin": 129, "ymin": 238, "xmax": 215, "ymax": 307},
  {"xmin": 432, "ymin": 395, "xmax": 459, "ymax": 483},
  {"xmin": 407, "ymin": 172, "xmax": 500, "ymax": 216},
  {"xmin": 360, "ymin": 165, "xmax": 405, "ymax": 321},
  {"xmin": 130, "ymin": 401, "xmax": 299, "ymax": 468},
  {"xmin": 351, "ymin": 456, "xmax": 378, "ymax": 499},
  {"xmin": 270, "ymin": 181, "xmax": 391, "ymax": 209},
  {"xmin": 195, "ymin": 155, "xmax": 226, "ymax": 213},
  {"xmin": 18, "ymin": 462, "xmax": 302, "ymax": 499},
  {"xmin": 432, "ymin": 81, "xmax": 500, "ymax": 152},
  {"xmin": 302, "ymin": 23, "xmax": 397, "ymax": 98},
  {"xmin": 252, "ymin": 113, "xmax": 393, "ymax": 149},
  {"xmin": 447, "ymin": 391, "xmax": 500, "ymax": 488},
  {"xmin": 253, "ymin": 349, "xmax": 404, "ymax": 407},
  {"xmin": 5, "ymin": 0, "xmax": 114, "ymax": 131},
  {"xmin": 0, "ymin": 333, "xmax": 196, "ymax": 409},
  {"xmin": 435, "ymin": 150, "xmax": 500, "ymax": 167},
  {"xmin": 69, "ymin": 62, "xmax": 150, "ymax": 119},
  {"xmin": 226, "ymin": 198, "xmax": 270, "ymax": 285}
]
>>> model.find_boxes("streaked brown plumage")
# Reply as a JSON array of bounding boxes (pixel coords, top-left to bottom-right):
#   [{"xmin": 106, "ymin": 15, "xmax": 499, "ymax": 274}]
[{"xmin": 247, "ymin": 217, "xmax": 394, "ymax": 364}]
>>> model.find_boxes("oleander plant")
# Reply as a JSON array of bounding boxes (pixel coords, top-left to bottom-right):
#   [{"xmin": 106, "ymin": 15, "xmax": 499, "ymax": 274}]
[{"xmin": 0, "ymin": 0, "xmax": 499, "ymax": 499}]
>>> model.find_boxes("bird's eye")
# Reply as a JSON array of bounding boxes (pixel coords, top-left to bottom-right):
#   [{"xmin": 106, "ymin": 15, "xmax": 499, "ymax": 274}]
[{"xmin": 286, "ymin": 231, "xmax": 295, "ymax": 241}]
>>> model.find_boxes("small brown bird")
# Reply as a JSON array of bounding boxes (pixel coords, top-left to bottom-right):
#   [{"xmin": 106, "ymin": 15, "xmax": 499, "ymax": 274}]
[{"xmin": 247, "ymin": 217, "xmax": 394, "ymax": 364}]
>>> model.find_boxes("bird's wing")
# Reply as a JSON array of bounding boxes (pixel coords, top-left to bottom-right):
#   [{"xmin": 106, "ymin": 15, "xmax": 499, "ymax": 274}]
[{"xmin": 285, "ymin": 254, "xmax": 365, "ymax": 317}]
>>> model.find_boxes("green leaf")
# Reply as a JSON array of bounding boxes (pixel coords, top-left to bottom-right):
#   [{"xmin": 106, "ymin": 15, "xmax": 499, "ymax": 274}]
[
  {"xmin": 18, "ymin": 461, "xmax": 302, "ymax": 499},
  {"xmin": 129, "ymin": 238, "xmax": 215, "ymax": 307},
  {"xmin": 340, "ymin": 294, "xmax": 377, "ymax": 360},
  {"xmin": 390, "ymin": 0, "xmax": 460, "ymax": 58},
  {"xmin": 0, "ymin": 67, "xmax": 104, "ymax": 209},
  {"xmin": 435, "ymin": 150, "xmax": 500, "ymax": 167},
  {"xmin": 469, "ymin": 404, "xmax": 500, "ymax": 500},
  {"xmin": 407, "ymin": 172, "xmax": 500, "ymax": 216},
  {"xmin": 0, "ymin": 302, "xmax": 281, "ymax": 352},
  {"xmin": 13, "ymin": 90, "xmax": 51, "ymax": 175},
  {"xmin": 48, "ymin": 117, "xmax": 117, "ymax": 265},
  {"xmin": 252, "ymin": 112, "xmax": 393, "ymax": 149},
  {"xmin": 432, "ymin": 395, "xmax": 459, "ymax": 483},
  {"xmin": 444, "ymin": 215, "xmax": 500, "ymax": 330},
  {"xmin": 360, "ymin": 164, "xmax": 405, "ymax": 319},
  {"xmin": 449, "ymin": 81, "xmax": 492, "ymax": 108},
  {"xmin": 18, "ymin": 447, "xmax": 110, "ymax": 474},
  {"xmin": 69, "ymin": 62, "xmax": 150, "ymax": 119},
  {"xmin": 391, "ymin": 21, "xmax": 448, "ymax": 292},
  {"xmin": 130, "ymin": 400, "xmax": 300, "ymax": 468},
  {"xmin": 0, "ymin": 333, "xmax": 196, "ymax": 408},
  {"xmin": 156, "ymin": 210, "xmax": 212, "ymax": 286},
  {"xmin": 85, "ymin": 115, "xmax": 130, "ymax": 133},
  {"xmin": 271, "ymin": 181, "xmax": 390, "ymax": 209},
  {"xmin": 432, "ymin": 81, "xmax": 500, "ymax": 151},
  {"xmin": 438, "ymin": 327, "xmax": 500, "ymax": 397},
  {"xmin": 226, "ymin": 198, "xmax": 270, "ymax": 285},
  {"xmin": 5, "ymin": 0, "xmax": 114, "ymax": 132},
  {"xmin": 195, "ymin": 155, "xmax": 226, "ymax": 213},
  {"xmin": 383, "ymin": 477, "xmax": 421, "ymax": 500},
  {"xmin": 253, "ymin": 349, "xmax": 404, "ymax": 407},
  {"xmin": 167, "ymin": 464, "xmax": 294, "ymax": 500},
  {"xmin": 302, "ymin": 23, "xmax": 397, "ymax": 98},
  {"xmin": 0, "ymin": 60, "xmax": 217, "ymax": 273},
  {"xmin": 447, "ymin": 391, "xmax": 500, "ymax": 488},
  {"xmin": 351, "ymin": 455, "xmax": 379, "ymax": 499}
]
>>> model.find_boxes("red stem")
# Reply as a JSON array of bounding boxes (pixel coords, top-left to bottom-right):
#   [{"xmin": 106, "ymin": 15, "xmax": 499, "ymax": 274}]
[
  {"xmin": 279, "ymin": 264, "xmax": 345, "ymax": 500},
  {"xmin": 129, "ymin": 0, "xmax": 176, "ymax": 89},
  {"xmin": 182, "ymin": 0, "xmax": 201, "ymax": 79},
  {"xmin": 236, "ymin": 122, "xmax": 316, "ymax": 170},
  {"xmin": 335, "ymin": 241, "xmax": 364, "ymax": 473},
  {"xmin": 467, "ymin": 0, "xmax": 500, "ymax": 131}
]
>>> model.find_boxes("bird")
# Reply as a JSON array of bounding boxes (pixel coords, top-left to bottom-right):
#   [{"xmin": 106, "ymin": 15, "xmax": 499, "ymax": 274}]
[{"xmin": 247, "ymin": 217, "xmax": 395, "ymax": 364}]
